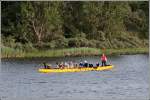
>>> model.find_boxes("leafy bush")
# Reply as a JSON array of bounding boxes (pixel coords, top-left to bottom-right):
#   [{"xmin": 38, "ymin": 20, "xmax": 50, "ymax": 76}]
[
  {"xmin": 79, "ymin": 38, "xmax": 89, "ymax": 47},
  {"xmin": 88, "ymin": 40, "xmax": 98, "ymax": 48},
  {"xmin": 97, "ymin": 31, "xmax": 106, "ymax": 41},
  {"xmin": 68, "ymin": 38, "xmax": 78, "ymax": 47},
  {"xmin": 75, "ymin": 32, "xmax": 86, "ymax": 38},
  {"xmin": 14, "ymin": 42, "xmax": 23, "ymax": 50},
  {"xmin": 68, "ymin": 37, "xmax": 89, "ymax": 47},
  {"xmin": 23, "ymin": 43, "xmax": 37, "ymax": 52},
  {"xmin": 55, "ymin": 37, "xmax": 68, "ymax": 48},
  {"xmin": 49, "ymin": 41, "xmax": 57, "ymax": 49},
  {"xmin": 2, "ymin": 36, "xmax": 16, "ymax": 48},
  {"xmin": 34, "ymin": 36, "xmax": 68, "ymax": 49}
]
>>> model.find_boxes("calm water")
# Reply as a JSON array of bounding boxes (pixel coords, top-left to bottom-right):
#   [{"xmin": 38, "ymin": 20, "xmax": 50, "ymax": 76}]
[{"xmin": 0, "ymin": 54, "xmax": 149, "ymax": 100}]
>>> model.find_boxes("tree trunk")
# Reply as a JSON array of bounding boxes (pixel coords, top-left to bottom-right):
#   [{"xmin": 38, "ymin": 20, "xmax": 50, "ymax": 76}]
[{"xmin": 32, "ymin": 20, "xmax": 44, "ymax": 46}]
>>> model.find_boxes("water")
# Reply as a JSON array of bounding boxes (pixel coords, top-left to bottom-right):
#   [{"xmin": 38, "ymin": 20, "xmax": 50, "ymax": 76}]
[{"xmin": 0, "ymin": 54, "xmax": 149, "ymax": 100}]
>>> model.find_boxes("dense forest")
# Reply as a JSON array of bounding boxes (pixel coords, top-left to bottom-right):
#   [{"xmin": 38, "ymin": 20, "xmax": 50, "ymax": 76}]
[{"xmin": 1, "ymin": 1, "xmax": 149, "ymax": 52}]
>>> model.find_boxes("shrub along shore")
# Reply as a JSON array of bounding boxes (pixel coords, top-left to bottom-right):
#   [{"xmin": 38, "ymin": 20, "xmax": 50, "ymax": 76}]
[
  {"xmin": 2, "ymin": 2, "xmax": 149, "ymax": 59},
  {"xmin": 1, "ymin": 47, "xmax": 149, "ymax": 58}
]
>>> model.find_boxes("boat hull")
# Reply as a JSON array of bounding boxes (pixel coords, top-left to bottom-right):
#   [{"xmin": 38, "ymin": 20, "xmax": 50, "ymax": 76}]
[{"xmin": 38, "ymin": 65, "xmax": 113, "ymax": 73}]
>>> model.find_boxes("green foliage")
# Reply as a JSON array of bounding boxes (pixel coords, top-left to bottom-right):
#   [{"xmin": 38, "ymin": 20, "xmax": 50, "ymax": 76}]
[
  {"xmin": 54, "ymin": 37, "xmax": 68, "ymax": 48},
  {"xmin": 1, "ymin": 46, "xmax": 24, "ymax": 58},
  {"xmin": 23, "ymin": 43, "xmax": 37, "ymax": 52},
  {"xmin": 126, "ymin": 1, "xmax": 149, "ymax": 38},
  {"xmin": 68, "ymin": 38, "xmax": 80, "ymax": 47},
  {"xmin": 1, "ymin": 1, "xmax": 149, "ymax": 51},
  {"xmin": 20, "ymin": 2, "xmax": 63, "ymax": 43},
  {"xmin": 88, "ymin": 40, "xmax": 98, "ymax": 48},
  {"xmin": 68, "ymin": 37, "xmax": 89, "ymax": 47}
]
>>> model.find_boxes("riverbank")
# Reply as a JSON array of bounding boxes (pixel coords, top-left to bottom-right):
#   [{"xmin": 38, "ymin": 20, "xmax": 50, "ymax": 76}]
[{"xmin": 1, "ymin": 47, "xmax": 149, "ymax": 58}]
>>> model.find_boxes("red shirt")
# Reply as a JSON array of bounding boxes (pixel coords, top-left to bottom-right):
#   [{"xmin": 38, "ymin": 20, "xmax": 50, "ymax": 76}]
[{"xmin": 101, "ymin": 55, "xmax": 107, "ymax": 61}]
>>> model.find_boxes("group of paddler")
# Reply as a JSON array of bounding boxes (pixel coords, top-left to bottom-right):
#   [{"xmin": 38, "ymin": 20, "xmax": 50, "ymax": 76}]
[{"xmin": 43, "ymin": 53, "xmax": 108, "ymax": 69}]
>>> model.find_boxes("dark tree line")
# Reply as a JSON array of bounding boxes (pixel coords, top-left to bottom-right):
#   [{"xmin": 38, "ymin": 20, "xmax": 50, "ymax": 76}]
[{"xmin": 1, "ymin": 1, "xmax": 149, "ymax": 50}]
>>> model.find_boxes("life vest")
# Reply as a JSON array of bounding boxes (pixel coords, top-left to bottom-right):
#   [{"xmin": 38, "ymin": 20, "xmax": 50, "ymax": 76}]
[{"xmin": 101, "ymin": 55, "xmax": 107, "ymax": 61}]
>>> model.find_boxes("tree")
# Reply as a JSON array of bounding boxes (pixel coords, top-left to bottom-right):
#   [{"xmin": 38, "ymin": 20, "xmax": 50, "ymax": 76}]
[
  {"xmin": 21, "ymin": 1, "xmax": 63, "ymax": 44},
  {"xmin": 1, "ymin": 1, "xmax": 149, "ymax": 49},
  {"xmin": 62, "ymin": 1, "xmax": 84, "ymax": 38}
]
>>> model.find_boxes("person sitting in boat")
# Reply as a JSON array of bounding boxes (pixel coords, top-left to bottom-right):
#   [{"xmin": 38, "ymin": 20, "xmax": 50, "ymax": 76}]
[
  {"xmin": 84, "ymin": 60, "xmax": 88, "ymax": 67},
  {"xmin": 91, "ymin": 64, "xmax": 93, "ymax": 67},
  {"xmin": 89, "ymin": 63, "xmax": 93, "ymax": 68},
  {"xmin": 64, "ymin": 62, "xmax": 69, "ymax": 68},
  {"xmin": 69, "ymin": 61, "xmax": 74, "ymax": 68},
  {"xmin": 43, "ymin": 62, "xmax": 47, "ymax": 69},
  {"xmin": 79, "ymin": 62, "xmax": 83, "ymax": 67},
  {"xmin": 96, "ymin": 62, "xmax": 100, "ymax": 67},
  {"xmin": 56, "ymin": 62, "xmax": 59, "ymax": 68},
  {"xmin": 74, "ymin": 62, "xmax": 78, "ymax": 68},
  {"xmin": 58, "ymin": 64, "xmax": 62, "ymax": 69},
  {"xmin": 43, "ymin": 62, "xmax": 51, "ymax": 69},
  {"xmin": 47, "ymin": 64, "xmax": 51, "ymax": 69},
  {"xmin": 101, "ymin": 53, "xmax": 107, "ymax": 66},
  {"xmin": 59, "ymin": 62, "xmax": 64, "ymax": 69}
]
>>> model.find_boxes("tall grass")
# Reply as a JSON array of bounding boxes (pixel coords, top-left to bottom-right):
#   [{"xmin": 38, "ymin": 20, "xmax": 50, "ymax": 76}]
[
  {"xmin": 1, "ymin": 47, "xmax": 149, "ymax": 58},
  {"xmin": 24, "ymin": 47, "xmax": 100, "ymax": 58},
  {"xmin": 1, "ymin": 46, "xmax": 25, "ymax": 58},
  {"xmin": 21, "ymin": 47, "xmax": 149, "ymax": 58}
]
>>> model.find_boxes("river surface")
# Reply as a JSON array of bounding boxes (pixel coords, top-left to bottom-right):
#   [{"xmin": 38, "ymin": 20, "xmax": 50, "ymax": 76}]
[{"xmin": 0, "ymin": 54, "xmax": 149, "ymax": 100}]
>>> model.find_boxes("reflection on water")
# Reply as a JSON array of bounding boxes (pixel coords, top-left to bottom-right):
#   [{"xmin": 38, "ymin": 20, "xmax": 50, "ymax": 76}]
[{"xmin": 0, "ymin": 54, "xmax": 149, "ymax": 100}]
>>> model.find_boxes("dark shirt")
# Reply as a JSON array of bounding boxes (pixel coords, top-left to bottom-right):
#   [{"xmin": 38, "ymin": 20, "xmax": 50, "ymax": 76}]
[
  {"xmin": 96, "ymin": 63, "xmax": 99, "ymax": 67},
  {"xmin": 84, "ymin": 63, "xmax": 88, "ymax": 67},
  {"xmin": 79, "ymin": 63, "xmax": 83, "ymax": 67}
]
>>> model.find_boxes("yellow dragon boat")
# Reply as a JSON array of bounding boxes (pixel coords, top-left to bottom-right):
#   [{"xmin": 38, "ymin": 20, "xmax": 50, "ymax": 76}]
[{"xmin": 38, "ymin": 65, "xmax": 113, "ymax": 73}]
